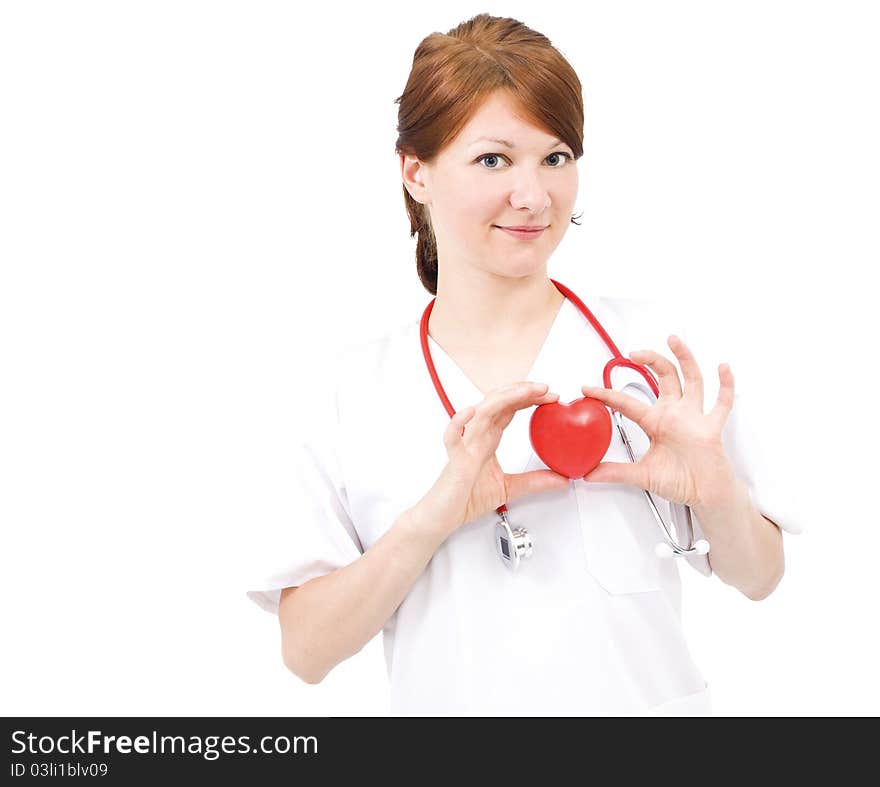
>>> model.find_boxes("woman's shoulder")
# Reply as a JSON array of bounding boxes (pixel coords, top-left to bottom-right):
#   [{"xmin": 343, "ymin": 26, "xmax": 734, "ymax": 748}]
[
  {"xmin": 592, "ymin": 291, "xmax": 678, "ymax": 325},
  {"xmin": 316, "ymin": 317, "xmax": 426, "ymax": 428},
  {"xmin": 294, "ymin": 318, "xmax": 419, "ymax": 444},
  {"xmin": 332, "ymin": 315, "xmax": 421, "ymax": 379},
  {"xmin": 566, "ymin": 290, "xmax": 668, "ymax": 350},
  {"xmin": 589, "ymin": 291, "xmax": 700, "ymax": 349}
]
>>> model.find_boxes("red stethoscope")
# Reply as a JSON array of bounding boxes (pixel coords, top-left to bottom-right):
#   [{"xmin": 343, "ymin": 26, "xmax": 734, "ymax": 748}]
[{"xmin": 419, "ymin": 278, "xmax": 710, "ymax": 571}]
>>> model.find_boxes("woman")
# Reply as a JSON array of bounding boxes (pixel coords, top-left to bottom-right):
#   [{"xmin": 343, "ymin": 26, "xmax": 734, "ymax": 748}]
[{"xmin": 247, "ymin": 13, "xmax": 801, "ymax": 715}]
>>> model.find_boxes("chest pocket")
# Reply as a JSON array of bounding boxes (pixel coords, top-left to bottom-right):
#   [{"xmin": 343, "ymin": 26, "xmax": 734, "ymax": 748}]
[{"xmin": 572, "ymin": 381, "xmax": 667, "ymax": 595}]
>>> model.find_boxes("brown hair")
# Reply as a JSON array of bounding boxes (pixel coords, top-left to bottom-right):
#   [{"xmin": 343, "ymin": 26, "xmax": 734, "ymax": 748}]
[{"xmin": 393, "ymin": 13, "xmax": 585, "ymax": 295}]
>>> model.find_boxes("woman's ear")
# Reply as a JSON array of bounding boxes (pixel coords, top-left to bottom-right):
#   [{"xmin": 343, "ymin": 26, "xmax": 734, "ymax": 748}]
[{"xmin": 400, "ymin": 154, "xmax": 429, "ymax": 204}]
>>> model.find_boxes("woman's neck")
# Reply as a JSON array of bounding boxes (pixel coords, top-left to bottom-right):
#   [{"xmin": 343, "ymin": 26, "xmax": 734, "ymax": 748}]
[{"xmin": 428, "ymin": 271, "xmax": 565, "ymax": 351}]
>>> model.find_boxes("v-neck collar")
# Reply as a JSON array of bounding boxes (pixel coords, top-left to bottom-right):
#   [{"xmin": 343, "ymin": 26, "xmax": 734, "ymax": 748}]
[
  {"xmin": 425, "ymin": 296, "xmax": 571, "ymax": 475},
  {"xmin": 426, "ymin": 293, "xmax": 567, "ymax": 399}
]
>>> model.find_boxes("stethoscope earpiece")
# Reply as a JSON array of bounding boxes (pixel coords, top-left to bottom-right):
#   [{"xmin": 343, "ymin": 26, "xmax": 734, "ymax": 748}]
[
  {"xmin": 655, "ymin": 542, "xmax": 675, "ymax": 559},
  {"xmin": 655, "ymin": 536, "xmax": 711, "ymax": 559}
]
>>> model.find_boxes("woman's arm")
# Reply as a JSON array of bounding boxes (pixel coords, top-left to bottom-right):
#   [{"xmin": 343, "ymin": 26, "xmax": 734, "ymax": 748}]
[
  {"xmin": 689, "ymin": 476, "xmax": 785, "ymax": 601},
  {"xmin": 279, "ymin": 382, "xmax": 567, "ymax": 684},
  {"xmin": 278, "ymin": 505, "xmax": 449, "ymax": 684}
]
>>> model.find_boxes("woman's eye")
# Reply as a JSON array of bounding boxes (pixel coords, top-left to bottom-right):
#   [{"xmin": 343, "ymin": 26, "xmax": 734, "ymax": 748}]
[
  {"xmin": 546, "ymin": 152, "xmax": 573, "ymax": 167},
  {"xmin": 476, "ymin": 153, "xmax": 504, "ymax": 169},
  {"xmin": 476, "ymin": 152, "xmax": 573, "ymax": 169}
]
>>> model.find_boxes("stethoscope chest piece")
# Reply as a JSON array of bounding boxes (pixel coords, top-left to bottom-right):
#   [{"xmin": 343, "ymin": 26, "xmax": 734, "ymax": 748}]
[{"xmin": 494, "ymin": 510, "xmax": 532, "ymax": 571}]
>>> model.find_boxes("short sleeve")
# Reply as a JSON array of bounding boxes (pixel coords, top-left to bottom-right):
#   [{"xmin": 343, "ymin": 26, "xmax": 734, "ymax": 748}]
[
  {"xmin": 245, "ymin": 372, "xmax": 364, "ymax": 615},
  {"xmin": 708, "ymin": 387, "xmax": 804, "ymax": 536},
  {"xmin": 681, "ymin": 386, "xmax": 805, "ymax": 577},
  {"xmin": 602, "ymin": 294, "xmax": 804, "ymax": 578}
]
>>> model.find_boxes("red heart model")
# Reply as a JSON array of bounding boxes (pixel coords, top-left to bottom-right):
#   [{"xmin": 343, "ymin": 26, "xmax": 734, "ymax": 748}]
[{"xmin": 529, "ymin": 397, "xmax": 612, "ymax": 479}]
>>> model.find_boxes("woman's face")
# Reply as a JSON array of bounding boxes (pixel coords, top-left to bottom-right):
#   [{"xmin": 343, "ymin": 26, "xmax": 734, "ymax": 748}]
[{"xmin": 402, "ymin": 90, "xmax": 579, "ymax": 281}]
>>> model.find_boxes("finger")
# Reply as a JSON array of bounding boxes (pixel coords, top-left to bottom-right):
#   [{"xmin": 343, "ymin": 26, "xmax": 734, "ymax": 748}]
[
  {"xmin": 482, "ymin": 381, "xmax": 559, "ymax": 423},
  {"xmin": 581, "ymin": 460, "xmax": 646, "ymax": 487},
  {"xmin": 627, "ymin": 347, "xmax": 682, "ymax": 399},
  {"xmin": 505, "ymin": 469, "xmax": 571, "ymax": 502},
  {"xmin": 462, "ymin": 383, "xmax": 558, "ymax": 451},
  {"xmin": 665, "ymin": 335, "xmax": 704, "ymax": 411},
  {"xmin": 708, "ymin": 362, "xmax": 735, "ymax": 428},
  {"xmin": 443, "ymin": 406, "xmax": 475, "ymax": 452},
  {"xmin": 579, "ymin": 385, "xmax": 650, "ymax": 424},
  {"xmin": 482, "ymin": 381, "xmax": 548, "ymax": 409}
]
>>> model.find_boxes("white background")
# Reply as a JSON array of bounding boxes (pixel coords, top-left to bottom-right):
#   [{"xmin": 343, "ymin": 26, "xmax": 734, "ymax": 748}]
[{"xmin": 1, "ymin": 1, "xmax": 877, "ymax": 716}]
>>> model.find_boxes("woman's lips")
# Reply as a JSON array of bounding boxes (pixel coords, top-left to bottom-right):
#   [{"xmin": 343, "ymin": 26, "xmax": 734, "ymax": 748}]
[{"xmin": 495, "ymin": 225, "xmax": 546, "ymax": 240}]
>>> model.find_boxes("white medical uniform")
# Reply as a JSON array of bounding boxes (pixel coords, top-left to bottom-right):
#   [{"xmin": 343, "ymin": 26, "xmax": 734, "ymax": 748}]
[{"xmin": 246, "ymin": 292, "xmax": 802, "ymax": 716}]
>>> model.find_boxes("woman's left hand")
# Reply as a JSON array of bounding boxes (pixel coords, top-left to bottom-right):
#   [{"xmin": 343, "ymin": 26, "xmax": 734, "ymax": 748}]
[{"xmin": 580, "ymin": 335, "xmax": 740, "ymax": 508}]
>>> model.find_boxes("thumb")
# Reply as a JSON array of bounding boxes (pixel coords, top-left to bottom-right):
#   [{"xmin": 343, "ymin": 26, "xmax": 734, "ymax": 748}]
[
  {"xmin": 582, "ymin": 461, "xmax": 640, "ymax": 486},
  {"xmin": 506, "ymin": 469, "xmax": 571, "ymax": 502}
]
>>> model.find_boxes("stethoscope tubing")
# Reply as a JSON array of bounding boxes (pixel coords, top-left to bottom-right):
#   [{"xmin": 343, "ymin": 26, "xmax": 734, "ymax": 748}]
[{"xmin": 419, "ymin": 278, "xmax": 709, "ymax": 559}]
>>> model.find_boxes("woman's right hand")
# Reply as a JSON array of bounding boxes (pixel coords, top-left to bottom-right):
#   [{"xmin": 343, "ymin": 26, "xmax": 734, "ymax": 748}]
[{"xmin": 411, "ymin": 381, "xmax": 572, "ymax": 540}]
